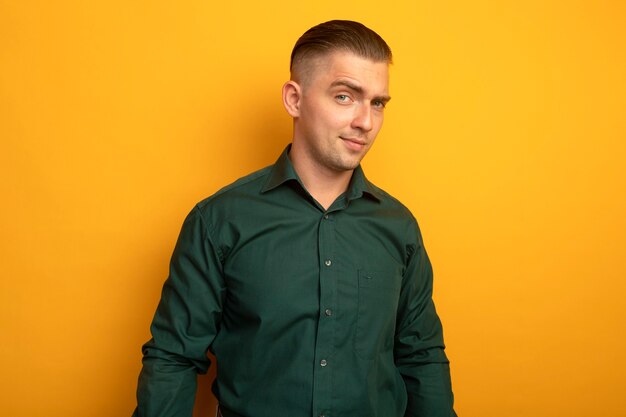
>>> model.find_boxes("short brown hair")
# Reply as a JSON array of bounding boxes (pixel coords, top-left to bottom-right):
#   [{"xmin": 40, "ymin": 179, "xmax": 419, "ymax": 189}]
[{"xmin": 290, "ymin": 20, "xmax": 392, "ymax": 72}]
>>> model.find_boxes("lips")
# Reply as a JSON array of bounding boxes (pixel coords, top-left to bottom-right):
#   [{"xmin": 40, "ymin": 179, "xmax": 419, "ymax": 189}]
[{"xmin": 340, "ymin": 136, "xmax": 367, "ymax": 151}]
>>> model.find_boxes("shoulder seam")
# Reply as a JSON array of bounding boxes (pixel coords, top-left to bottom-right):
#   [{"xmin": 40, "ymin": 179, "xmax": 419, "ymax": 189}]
[
  {"xmin": 197, "ymin": 165, "xmax": 272, "ymax": 209},
  {"xmin": 192, "ymin": 204, "xmax": 225, "ymax": 264}
]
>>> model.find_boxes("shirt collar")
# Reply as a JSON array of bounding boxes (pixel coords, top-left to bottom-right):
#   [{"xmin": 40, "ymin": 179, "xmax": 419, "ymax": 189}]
[
  {"xmin": 261, "ymin": 144, "xmax": 382, "ymax": 203},
  {"xmin": 347, "ymin": 164, "xmax": 382, "ymax": 203}
]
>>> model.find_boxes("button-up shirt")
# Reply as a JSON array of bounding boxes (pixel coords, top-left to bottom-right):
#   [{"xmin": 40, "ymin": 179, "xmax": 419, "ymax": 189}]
[{"xmin": 134, "ymin": 146, "xmax": 456, "ymax": 417}]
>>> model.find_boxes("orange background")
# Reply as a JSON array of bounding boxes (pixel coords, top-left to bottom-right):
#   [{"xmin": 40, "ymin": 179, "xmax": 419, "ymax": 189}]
[{"xmin": 1, "ymin": 1, "xmax": 625, "ymax": 416}]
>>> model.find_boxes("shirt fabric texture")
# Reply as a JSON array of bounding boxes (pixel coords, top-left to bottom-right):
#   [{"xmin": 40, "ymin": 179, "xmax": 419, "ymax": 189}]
[{"xmin": 134, "ymin": 146, "xmax": 456, "ymax": 417}]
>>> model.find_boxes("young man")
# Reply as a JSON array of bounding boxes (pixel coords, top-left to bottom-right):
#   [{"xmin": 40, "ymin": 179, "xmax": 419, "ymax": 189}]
[{"xmin": 134, "ymin": 20, "xmax": 456, "ymax": 417}]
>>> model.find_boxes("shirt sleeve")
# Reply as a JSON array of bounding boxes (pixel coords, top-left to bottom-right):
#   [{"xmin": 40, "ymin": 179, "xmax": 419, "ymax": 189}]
[
  {"xmin": 133, "ymin": 205, "xmax": 226, "ymax": 417},
  {"xmin": 394, "ymin": 219, "xmax": 457, "ymax": 417}
]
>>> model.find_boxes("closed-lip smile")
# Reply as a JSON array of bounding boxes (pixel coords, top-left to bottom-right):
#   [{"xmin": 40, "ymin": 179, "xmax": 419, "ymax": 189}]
[
  {"xmin": 340, "ymin": 136, "xmax": 367, "ymax": 152},
  {"xmin": 340, "ymin": 136, "xmax": 366, "ymax": 145}
]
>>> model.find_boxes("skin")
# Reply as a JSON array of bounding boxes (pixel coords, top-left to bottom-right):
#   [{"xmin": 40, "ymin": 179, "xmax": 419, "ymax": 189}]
[{"xmin": 282, "ymin": 50, "xmax": 390, "ymax": 209}]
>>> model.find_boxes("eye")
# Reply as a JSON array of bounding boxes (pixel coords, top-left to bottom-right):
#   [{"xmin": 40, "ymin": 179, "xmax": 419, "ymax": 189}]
[
  {"xmin": 373, "ymin": 99, "xmax": 387, "ymax": 109},
  {"xmin": 336, "ymin": 94, "xmax": 351, "ymax": 103}
]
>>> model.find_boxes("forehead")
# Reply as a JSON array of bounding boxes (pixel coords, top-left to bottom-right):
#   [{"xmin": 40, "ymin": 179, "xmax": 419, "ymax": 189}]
[{"xmin": 302, "ymin": 51, "xmax": 389, "ymax": 94}]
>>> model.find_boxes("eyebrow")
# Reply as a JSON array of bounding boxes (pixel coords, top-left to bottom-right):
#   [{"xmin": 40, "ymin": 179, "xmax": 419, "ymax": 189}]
[{"xmin": 330, "ymin": 79, "xmax": 391, "ymax": 104}]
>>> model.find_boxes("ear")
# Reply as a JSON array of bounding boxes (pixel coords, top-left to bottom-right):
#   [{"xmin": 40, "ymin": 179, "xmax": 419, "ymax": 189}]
[{"xmin": 282, "ymin": 80, "xmax": 302, "ymax": 118}]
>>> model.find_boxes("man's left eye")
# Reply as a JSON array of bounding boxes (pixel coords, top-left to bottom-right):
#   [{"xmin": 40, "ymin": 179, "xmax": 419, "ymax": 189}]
[{"xmin": 336, "ymin": 95, "xmax": 349, "ymax": 102}]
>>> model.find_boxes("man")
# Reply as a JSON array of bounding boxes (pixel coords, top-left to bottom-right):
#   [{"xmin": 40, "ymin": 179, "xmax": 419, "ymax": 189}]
[{"xmin": 134, "ymin": 20, "xmax": 456, "ymax": 417}]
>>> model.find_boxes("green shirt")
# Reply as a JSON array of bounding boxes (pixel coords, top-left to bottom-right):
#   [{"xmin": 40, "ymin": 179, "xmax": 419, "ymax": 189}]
[{"xmin": 134, "ymin": 146, "xmax": 456, "ymax": 417}]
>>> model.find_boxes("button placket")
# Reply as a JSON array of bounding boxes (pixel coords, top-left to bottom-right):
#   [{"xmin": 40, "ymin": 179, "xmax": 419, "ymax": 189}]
[{"xmin": 312, "ymin": 207, "xmax": 336, "ymax": 415}]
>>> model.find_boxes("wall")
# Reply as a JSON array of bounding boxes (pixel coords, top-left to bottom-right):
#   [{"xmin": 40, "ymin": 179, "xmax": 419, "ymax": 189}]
[{"xmin": 1, "ymin": 1, "xmax": 625, "ymax": 416}]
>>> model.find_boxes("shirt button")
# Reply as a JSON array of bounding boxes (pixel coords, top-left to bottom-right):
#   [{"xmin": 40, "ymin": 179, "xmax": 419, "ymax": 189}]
[
  {"xmin": 324, "ymin": 214, "xmax": 329, "ymax": 219},
  {"xmin": 324, "ymin": 260, "xmax": 332, "ymax": 267},
  {"xmin": 320, "ymin": 359, "xmax": 327, "ymax": 367},
  {"xmin": 324, "ymin": 309, "xmax": 332, "ymax": 317}
]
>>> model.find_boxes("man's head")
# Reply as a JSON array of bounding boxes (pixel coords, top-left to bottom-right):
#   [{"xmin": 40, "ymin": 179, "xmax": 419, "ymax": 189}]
[{"xmin": 283, "ymin": 20, "xmax": 392, "ymax": 175}]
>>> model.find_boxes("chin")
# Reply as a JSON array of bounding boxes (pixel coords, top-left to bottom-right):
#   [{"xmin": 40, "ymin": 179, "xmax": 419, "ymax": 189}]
[
  {"xmin": 335, "ymin": 159, "xmax": 361, "ymax": 171},
  {"xmin": 324, "ymin": 151, "xmax": 364, "ymax": 172}
]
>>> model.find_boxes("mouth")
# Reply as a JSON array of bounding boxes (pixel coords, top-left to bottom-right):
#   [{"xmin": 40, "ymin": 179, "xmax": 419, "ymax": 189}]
[{"xmin": 340, "ymin": 137, "xmax": 367, "ymax": 151}]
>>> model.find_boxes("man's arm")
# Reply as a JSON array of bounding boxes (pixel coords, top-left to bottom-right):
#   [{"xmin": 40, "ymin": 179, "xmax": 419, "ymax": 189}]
[
  {"xmin": 133, "ymin": 205, "xmax": 226, "ymax": 417},
  {"xmin": 394, "ymin": 219, "xmax": 457, "ymax": 417}
]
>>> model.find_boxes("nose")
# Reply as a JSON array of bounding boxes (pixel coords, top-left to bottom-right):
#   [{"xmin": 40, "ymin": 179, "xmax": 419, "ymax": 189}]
[{"xmin": 351, "ymin": 103, "xmax": 373, "ymax": 132}]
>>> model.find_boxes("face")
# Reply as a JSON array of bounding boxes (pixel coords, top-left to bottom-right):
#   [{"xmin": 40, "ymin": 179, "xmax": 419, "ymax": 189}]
[{"xmin": 286, "ymin": 51, "xmax": 390, "ymax": 174}]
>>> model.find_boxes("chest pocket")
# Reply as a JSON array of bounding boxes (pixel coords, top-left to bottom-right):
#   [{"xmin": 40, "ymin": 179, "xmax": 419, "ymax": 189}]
[{"xmin": 354, "ymin": 268, "xmax": 402, "ymax": 360}]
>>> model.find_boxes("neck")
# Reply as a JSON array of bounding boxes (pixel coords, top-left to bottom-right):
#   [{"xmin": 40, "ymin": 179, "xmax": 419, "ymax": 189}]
[{"xmin": 289, "ymin": 147, "xmax": 353, "ymax": 210}]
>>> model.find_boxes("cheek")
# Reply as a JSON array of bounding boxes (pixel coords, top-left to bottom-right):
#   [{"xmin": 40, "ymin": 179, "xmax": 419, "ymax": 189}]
[
  {"xmin": 302, "ymin": 98, "xmax": 352, "ymax": 134},
  {"xmin": 315, "ymin": 108, "xmax": 346, "ymax": 132},
  {"xmin": 373, "ymin": 114, "xmax": 385, "ymax": 130},
  {"xmin": 331, "ymin": 108, "xmax": 357, "ymax": 127}
]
